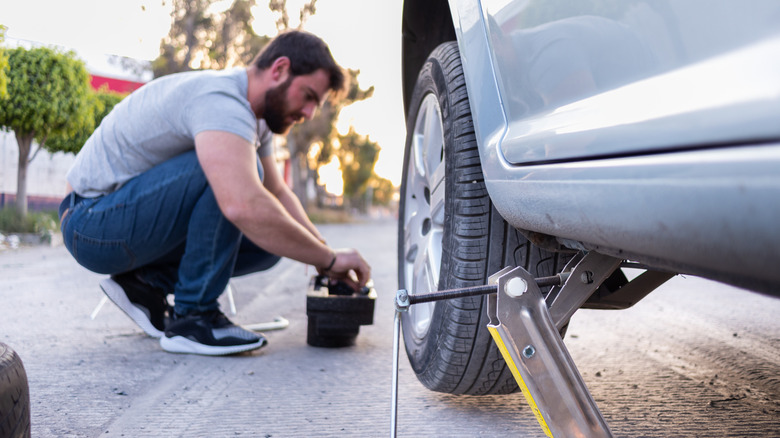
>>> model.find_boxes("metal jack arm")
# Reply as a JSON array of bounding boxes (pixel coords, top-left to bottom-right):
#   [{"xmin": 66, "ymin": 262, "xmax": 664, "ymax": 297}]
[
  {"xmin": 547, "ymin": 251, "xmax": 623, "ymax": 329},
  {"xmin": 487, "ymin": 264, "xmax": 614, "ymax": 438},
  {"xmin": 392, "ymin": 252, "xmax": 622, "ymax": 437}
]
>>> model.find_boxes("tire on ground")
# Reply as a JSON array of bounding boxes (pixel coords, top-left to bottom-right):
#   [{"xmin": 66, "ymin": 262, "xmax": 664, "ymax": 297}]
[
  {"xmin": 0, "ymin": 343, "xmax": 31, "ymax": 438},
  {"xmin": 398, "ymin": 41, "xmax": 572, "ymax": 395}
]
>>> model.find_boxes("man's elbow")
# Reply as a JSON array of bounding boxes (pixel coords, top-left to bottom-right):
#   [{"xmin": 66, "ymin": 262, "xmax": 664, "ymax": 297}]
[
  {"xmin": 220, "ymin": 201, "xmax": 253, "ymax": 227},
  {"xmin": 220, "ymin": 196, "xmax": 275, "ymax": 229}
]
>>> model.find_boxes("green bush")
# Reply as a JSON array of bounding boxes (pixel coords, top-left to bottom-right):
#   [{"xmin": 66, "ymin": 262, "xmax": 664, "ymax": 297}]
[{"xmin": 0, "ymin": 207, "xmax": 58, "ymax": 234}]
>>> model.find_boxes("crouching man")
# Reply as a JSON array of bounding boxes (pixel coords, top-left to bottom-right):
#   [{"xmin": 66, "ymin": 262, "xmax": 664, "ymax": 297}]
[{"xmin": 59, "ymin": 30, "xmax": 371, "ymax": 356}]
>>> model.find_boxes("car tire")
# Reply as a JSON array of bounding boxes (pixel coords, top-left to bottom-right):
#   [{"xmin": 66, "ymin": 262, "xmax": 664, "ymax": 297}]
[
  {"xmin": 0, "ymin": 343, "xmax": 31, "ymax": 438},
  {"xmin": 398, "ymin": 41, "xmax": 572, "ymax": 395}
]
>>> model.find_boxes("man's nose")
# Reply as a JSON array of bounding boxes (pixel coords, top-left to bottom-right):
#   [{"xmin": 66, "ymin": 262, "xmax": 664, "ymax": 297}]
[{"xmin": 302, "ymin": 102, "xmax": 317, "ymax": 120}]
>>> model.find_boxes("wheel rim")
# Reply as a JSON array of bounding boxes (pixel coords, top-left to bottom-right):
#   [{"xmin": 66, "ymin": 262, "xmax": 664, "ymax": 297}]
[{"xmin": 401, "ymin": 93, "xmax": 446, "ymax": 340}]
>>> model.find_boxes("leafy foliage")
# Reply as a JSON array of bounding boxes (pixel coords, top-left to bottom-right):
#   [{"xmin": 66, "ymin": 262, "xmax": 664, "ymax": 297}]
[
  {"xmin": 269, "ymin": 0, "xmax": 317, "ymax": 32},
  {"xmin": 332, "ymin": 127, "xmax": 393, "ymax": 212},
  {"xmin": 0, "ymin": 25, "xmax": 8, "ymax": 99},
  {"xmin": 44, "ymin": 87, "xmax": 125, "ymax": 154},
  {"xmin": 336, "ymin": 127, "xmax": 379, "ymax": 208},
  {"xmin": 287, "ymin": 68, "xmax": 374, "ymax": 206},
  {"xmin": 152, "ymin": 0, "xmax": 270, "ymax": 76},
  {"xmin": 0, "ymin": 46, "xmax": 92, "ymax": 215},
  {"xmin": 0, "ymin": 47, "xmax": 92, "ymax": 141},
  {"xmin": 369, "ymin": 176, "xmax": 395, "ymax": 207},
  {"xmin": 0, "ymin": 206, "xmax": 57, "ymax": 234}
]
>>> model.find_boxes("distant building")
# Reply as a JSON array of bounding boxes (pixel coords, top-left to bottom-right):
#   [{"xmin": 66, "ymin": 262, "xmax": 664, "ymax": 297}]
[
  {"xmin": 0, "ymin": 39, "xmax": 149, "ymax": 211},
  {"xmin": 90, "ymin": 74, "xmax": 145, "ymax": 94}
]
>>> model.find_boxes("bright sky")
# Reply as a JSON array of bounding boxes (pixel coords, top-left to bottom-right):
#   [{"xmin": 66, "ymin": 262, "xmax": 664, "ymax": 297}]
[{"xmin": 1, "ymin": 0, "xmax": 405, "ymax": 185}]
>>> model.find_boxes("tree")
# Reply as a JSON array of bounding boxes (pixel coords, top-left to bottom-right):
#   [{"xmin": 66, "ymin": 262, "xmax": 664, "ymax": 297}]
[
  {"xmin": 44, "ymin": 87, "xmax": 125, "ymax": 155},
  {"xmin": 286, "ymin": 68, "xmax": 374, "ymax": 208},
  {"xmin": 152, "ymin": 0, "xmax": 270, "ymax": 77},
  {"xmin": 211, "ymin": 0, "xmax": 270, "ymax": 69},
  {"xmin": 268, "ymin": 0, "xmax": 317, "ymax": 32},
  {"xmin": 0, "ymin": 47, "xmax": 92, "ymax": 216},
  {"xmin": 266, "ymin": 1, "xmax": 376, "ymax": 208},
  {"xmin": 152, "ymin": 0, "xmax": 213, "ymax": 76},
  {"xmin": 369, "ymin": 175, "xmax": 394, "ymax": 207},
  {"xmin": 336, "ymin": 127, "xmax": 380, "ymax": 212}
]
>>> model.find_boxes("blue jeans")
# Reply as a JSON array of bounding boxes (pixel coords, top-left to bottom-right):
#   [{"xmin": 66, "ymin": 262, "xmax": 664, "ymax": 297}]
[{"xmin": 59, "ymin": 150, "xmax": 280, "ymax": 315}]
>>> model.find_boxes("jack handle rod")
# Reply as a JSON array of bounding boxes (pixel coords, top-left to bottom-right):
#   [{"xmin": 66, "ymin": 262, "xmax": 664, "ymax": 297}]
[
  {"xmin": 390, "ymin": 309, "xmax": 401, "ymax": 438},
  {"xmin": 406, "ymin": 274, "xmax": 564, "ymax": 305}
]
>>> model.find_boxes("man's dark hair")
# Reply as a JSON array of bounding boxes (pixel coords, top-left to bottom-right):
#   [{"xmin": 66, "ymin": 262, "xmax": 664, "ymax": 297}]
[{"xmin": 252, "ymin": 30, "xmax": 345, "ymax": 93}]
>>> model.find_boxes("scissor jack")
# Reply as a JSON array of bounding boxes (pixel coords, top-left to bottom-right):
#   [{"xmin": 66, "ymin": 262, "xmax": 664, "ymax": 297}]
[{"xmin": 391, "ymin": 251, "xmax": 625, "ymax": 438}]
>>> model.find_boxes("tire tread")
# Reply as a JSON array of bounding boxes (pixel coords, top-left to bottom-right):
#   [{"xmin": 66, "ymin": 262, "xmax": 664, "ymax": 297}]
[{"xmin": 0, "ymin": 343, "xmax": 31, "ymax": 438}]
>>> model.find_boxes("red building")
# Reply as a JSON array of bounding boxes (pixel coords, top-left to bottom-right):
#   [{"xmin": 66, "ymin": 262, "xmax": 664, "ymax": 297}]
[{"xmin": 90, "ymin": 74, "xmax": 145, "ymax": 94}]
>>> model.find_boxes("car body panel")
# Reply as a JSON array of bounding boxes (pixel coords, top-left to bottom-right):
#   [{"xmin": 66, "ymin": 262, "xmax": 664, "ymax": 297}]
[
  {"xmin": 438, "ymin": 0, "xmax": 780, "ymax": 293},
  {"xmin": 479, "ymin": 0, "xmax": 780, "ymax": 164},
  {"xmin": 487, "ymin": 145, "xmax": 780, "ymax": 293}
]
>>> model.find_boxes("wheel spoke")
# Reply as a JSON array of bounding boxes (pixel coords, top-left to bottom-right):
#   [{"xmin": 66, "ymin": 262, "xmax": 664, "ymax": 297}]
[
  {"xmin": 421, "ymin": 97, "xmax": 444, "ymax": 184},
  {"xmin": 403, "ymin": 154, "xmax": 430, "ymax": 262},
  {"xmin": 411, "ymin": 231, "xmax": 439, "ymax": 294},
  {"xmin": 409, "ymin": 232, "xmax": 437, "ymax": 338},
  {"xmin": 403, "ymin": 188, "xmax": 425, "ymax": 246}
]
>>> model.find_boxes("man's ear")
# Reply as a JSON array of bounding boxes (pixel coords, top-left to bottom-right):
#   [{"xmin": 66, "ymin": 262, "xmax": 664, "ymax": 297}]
[{"xmin": 269, "ymin": 57, "xmax": 291, "ymax": 84}]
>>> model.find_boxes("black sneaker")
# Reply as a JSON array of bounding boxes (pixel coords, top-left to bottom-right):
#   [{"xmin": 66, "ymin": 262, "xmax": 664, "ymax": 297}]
[
  {"xmin": 99, "ymin": 272, "xmax": 170, "ymax": 338},
  {"xmin": 160, "ymin": 309, "xmax": 267, "ymax": 356}
]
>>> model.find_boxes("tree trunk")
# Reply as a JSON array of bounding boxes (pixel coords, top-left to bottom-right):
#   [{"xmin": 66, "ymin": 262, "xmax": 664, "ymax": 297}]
[
  {"xmin": 308, "ymin": 166, "xmax": 322, "ymax": 208},
  {"xmin": 14, "ymin": 132, "xmax": 34, "ymax": 217},
  {"xmin": 294, "ymin": 152, "xmax": 313, "ymax": 209},
  {"xmin": 286, "ymin": 136, "xmax": 309, "ymax": 208}
]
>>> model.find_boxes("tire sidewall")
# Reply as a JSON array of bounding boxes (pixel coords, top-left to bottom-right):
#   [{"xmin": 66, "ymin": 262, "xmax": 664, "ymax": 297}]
[
  {"xmin": 0, "ymin": 343, "xmax": 32, "ymax": 438},
  {"xmin": 399, "ymin": 41, "xmax": 485, "ymax": 378}
]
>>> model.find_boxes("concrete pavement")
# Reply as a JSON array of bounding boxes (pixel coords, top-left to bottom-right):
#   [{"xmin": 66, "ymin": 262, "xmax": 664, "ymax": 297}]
[{"xmin": 1, "ymin": 219, "xmax": 778, "ymax": 437}]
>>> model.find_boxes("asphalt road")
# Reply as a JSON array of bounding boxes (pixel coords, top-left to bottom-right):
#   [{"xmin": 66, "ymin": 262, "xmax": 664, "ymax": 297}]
[{"xmin": 1, "ymin": 218, "xmax": 779, "ymax": 437}]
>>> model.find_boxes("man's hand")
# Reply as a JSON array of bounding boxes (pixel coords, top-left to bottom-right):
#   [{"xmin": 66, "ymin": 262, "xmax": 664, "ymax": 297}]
[{"xmin": 318, "ymin": 248, "xmax": 371, "ymax": 292}]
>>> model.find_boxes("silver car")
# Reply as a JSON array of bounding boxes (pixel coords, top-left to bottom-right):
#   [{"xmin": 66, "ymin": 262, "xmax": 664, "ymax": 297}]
[{"xmin": 397, "ymin": 0, "xmax": 780, "ymax": 402}]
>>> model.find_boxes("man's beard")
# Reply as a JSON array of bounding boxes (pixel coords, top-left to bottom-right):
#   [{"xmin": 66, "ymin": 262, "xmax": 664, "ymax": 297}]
[{"xmin": 263, "ymin": 76, "xmax": 296, "ymax": 134}]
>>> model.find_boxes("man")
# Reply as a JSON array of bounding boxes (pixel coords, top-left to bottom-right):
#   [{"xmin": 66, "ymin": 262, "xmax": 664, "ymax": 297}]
[{"xmin": 59, "ymin": 30, "xmax": 371, "ymax": 356}]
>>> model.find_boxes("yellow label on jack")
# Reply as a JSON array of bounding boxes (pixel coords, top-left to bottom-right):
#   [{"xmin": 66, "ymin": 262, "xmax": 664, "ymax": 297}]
[{"xmin": 488, "ymin": 326, "xmax": 553, "ymax": 438}]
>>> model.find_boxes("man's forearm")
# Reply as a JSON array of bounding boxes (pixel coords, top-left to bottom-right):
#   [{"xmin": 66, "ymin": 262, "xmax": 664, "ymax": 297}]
[
  {"xmin": 231, "ymin": 192, "xmax": 334, "ymax": 269},
  {"xmin": 275, "ymin": 185, "xmax": 325, "ymax": 242}
]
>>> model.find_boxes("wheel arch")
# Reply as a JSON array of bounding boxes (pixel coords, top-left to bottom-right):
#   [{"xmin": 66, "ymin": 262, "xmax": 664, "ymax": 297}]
[{"xmin": 402, "ymin": 0, "xmax": 457, "ymax": 118}]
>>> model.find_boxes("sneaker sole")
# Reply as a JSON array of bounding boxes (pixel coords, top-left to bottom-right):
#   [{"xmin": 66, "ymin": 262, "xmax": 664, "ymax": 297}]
[
  {"xmin": 160, "ymin": 335, "xmax": 267, "ymax": 356},
  {"xmin": 100, "ymin": 278, "xmax": 165, "ymax": 338}
]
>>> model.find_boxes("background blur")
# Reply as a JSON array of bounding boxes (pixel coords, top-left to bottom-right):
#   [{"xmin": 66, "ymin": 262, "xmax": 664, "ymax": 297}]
[{"xmin": 1, "ymin": 0, "xmax": 405, "ymax": 222}]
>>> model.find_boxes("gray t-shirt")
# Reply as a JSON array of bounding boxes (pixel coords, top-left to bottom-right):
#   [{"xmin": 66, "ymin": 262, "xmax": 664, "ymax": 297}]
[{"xmin": 67, "ymin": 67, "xmax": 273, "ymax": 197}]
